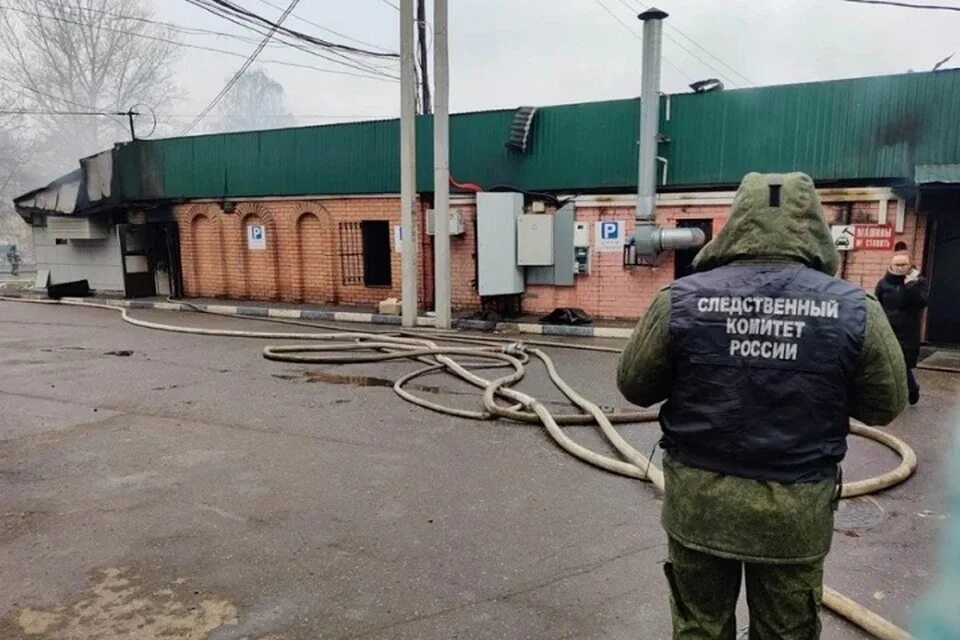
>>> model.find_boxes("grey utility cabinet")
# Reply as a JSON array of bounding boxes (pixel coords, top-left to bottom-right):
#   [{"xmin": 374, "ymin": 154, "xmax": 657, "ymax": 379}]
[{"xmin": 477, "ymin": 192, "xmax": 524, "ymax": 296}]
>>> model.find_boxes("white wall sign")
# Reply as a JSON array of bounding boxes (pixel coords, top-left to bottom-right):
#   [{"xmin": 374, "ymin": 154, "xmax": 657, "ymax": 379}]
[
  {"xmin": 394, "ymin": 225, "xmax": 403, "ymax": 253},
  {"xmin": 247, "ymin": 224, "xmax": 266, "ymax": 250},
  {"xmin": 831, "ymin": 224, "xmax": 855, "ymax": 252},
  {"xmin": 595, "ymin": 220, "xmax": 625, "ymax": 252}
]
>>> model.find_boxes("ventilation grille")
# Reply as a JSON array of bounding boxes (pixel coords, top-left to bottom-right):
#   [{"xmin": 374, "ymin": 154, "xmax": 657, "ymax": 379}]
[{"xmin": 505, "ymin": 106, "xmax": 538, "ymax": 154}]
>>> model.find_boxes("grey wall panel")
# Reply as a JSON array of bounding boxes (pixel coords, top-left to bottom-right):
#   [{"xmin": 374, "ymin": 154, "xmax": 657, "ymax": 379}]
[
  {"xmin": 526, "ymin": 203, "xmax": 575, "ymax": 286},
  {"xmin": 477, "ymin": 193, "xmax": 524, "ymax": 296}
]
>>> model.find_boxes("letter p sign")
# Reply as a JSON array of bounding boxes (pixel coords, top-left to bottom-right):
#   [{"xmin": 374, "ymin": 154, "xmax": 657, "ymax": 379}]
[
  {"xmin": 601, "ymin": 221, "xmax": 619, "ymax": 240},
  {"xmin": 596, "ymin": 220, "xmax": 624, "ymax": 251}
]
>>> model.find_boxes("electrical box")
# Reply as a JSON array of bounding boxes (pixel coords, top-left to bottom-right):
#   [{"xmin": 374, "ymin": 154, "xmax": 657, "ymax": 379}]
[
  {"xmin": 426, "ymin": 209, "xmax": 465, "ymax": 236},
  {"xmin": 574, "ymin": 222, "xmax": 591, "ymax": 275},
  {"xmin": 574, "ymin": 247, "xmax": 591, "ymax": 275},
  {"xmin": 526, "ymin": 204, "xmax": 575, "ymax": 287},
  {"xmin": 574, "ymin": 222, "xmax": 590, "ymax": 247},
  {"xmin": 517, "ymin": 215, "xmax": 554, "ymax": 266},
  {"xmin": 477, "ymin": 192, "xmax": 524, "ymax": 296}
]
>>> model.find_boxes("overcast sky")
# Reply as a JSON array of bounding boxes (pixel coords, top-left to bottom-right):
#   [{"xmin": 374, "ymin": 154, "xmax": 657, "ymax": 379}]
[{"xmin": 148, "ymin": 0, "xmax": 960, "ymax": 135}]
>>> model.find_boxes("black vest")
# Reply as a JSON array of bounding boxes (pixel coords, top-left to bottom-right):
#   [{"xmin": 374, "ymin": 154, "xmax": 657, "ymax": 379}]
[{"xmin": 662, "ymin": 264, "xmax": 866, "ymax": 483}]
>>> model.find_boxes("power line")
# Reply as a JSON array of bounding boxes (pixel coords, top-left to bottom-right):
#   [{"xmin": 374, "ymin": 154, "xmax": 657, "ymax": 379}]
[
  {"xmin": 2, "ymin": 109, "xmax": 389, "ymax": 120},
  {"xmin": 629, "ymin": 0, "xmax": 754, "ymax": 86},
  {"xmin": 591, "ymin": 0, "xmax": 696, "ymax": 84},
  {"xmin": 0, "ymin": 4, "xmax": 396, "ymax": 82},
  {"xmin": 0, "ymin": 109, "xmax": 125, "ymax": 116},
  {"xmin": 182, "ymin": 0, "xmax": 301, "ymax": 134},
  {"xmin": 184, "ymin": 0, "xmax": 399, "ymax": 57},
  {"xmin": 377, "ymin": 0, "xmax": 401, "ymax": 10},
  {"xmin": 57, "ymin": 2, "xmax": 285, "ymax": 48},
  {"xmin": 249, "ymin": 0, "xmax": 393, "ymax": 52},
  {"xmin": 181, "ymin": 0, "xmax": 399, "ymax": 78},
  {"xmin": 844, "ymin": 0, "xmax": 960, "ymax": 10}
]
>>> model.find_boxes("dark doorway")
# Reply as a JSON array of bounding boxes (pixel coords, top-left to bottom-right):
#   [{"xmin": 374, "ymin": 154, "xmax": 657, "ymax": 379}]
[
  {"xmin": 927, "ymin": 211, "xmax": 960, "ymax": 344},
  {"xmin": 674, "ymin": 219, "xmax": 713, "ymax": 279},
  {"xmin": 119, "ymin": 224, "xmax": 156, "ymax": 298},
  {"xmin": 361, "ymin": 221, "xmax": 392, "ymax": 287}
]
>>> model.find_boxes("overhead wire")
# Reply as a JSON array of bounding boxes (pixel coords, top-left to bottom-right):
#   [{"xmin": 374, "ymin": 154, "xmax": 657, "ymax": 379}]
[
  {"xmin": 181, "ymin": 0, "xmax": 302, "ymax": 134},
  {"xmin": 0, "ymin": 109, "xmax": 131, "ymax": 116},
  {"xmin": 184, "ymin": 0, "xmax": 398, "ymax": 58},
  {"xmin": 844, "ymin": 0, "xmax": 960, "ymax": 10},
  {"xmin": 181, "ymin": 0, "xmax": 399, "ymax": 79},
  {"xmin": 248, "ymin": 0, "xmax": 394, "ymax": 53},
  {"xmin": 54, "ymin": 2, "xmax": 287, "ymax": 48},
  {"xmin": 629, "ymin": 0, "xmax": 755, "ymax": 87},
  {"xmin": 0, "ymin": 4, "xmax": 394, "ymax": 82},
  {"xmin": 591, "ymin": 0, "xmax": 696, "ymax": 84},
  {"xmin": 0, "ymin": 109, "xmax": 389, "ymax": 123}
]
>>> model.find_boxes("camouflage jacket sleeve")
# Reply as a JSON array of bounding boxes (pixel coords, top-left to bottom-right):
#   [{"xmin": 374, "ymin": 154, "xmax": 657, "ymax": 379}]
[
  {"xmin": 848, "ymin": 295, "xmax": 908, "ymax": 425},
  {"xmin": 617, "ymin": 287, "xmax": 672, "ymax": 407}
]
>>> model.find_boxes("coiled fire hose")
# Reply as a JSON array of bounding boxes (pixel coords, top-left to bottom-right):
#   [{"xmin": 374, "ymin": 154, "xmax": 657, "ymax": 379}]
[{"xmin": 0, "ymin": 296, "xmax": 918, "ymax": 640}]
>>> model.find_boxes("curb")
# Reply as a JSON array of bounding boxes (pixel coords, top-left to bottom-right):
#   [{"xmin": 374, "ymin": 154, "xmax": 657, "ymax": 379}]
[{"xmin": 7, "ymin": 292, "xmax": 634, "ymax": 340}]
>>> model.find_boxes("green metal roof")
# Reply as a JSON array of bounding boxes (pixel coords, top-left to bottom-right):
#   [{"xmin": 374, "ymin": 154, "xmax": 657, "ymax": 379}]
[
  {"xmin": 112, "ymin": 69, "xmax": 960, "ymax": 202},
  {"xmin": 915, "ymin": 163, "xmax": 960, "ymax": 184}
]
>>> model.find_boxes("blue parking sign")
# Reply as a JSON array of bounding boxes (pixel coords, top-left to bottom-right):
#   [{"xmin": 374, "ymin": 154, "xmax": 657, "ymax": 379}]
[
  {"xmin": 247, "ymin": 224, "xmax": 266, "ymax": 250},
  {"xmin": 601, "ymin": 221, "xmax": 620, "ymax": 240},
  {"xmin": 596, "ymin": 220, "xmax": 624, "ymax": 251}
]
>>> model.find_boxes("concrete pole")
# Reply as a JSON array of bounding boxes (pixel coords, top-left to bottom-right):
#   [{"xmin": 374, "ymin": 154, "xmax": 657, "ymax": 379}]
[
  {"xmin": 433, "ymin": 0, "xmax": 451, "ymax": 329},
  {"xmin": 400, "ymin": 0, "xmax": 418, "ymax": 327},
  {"xmin": 636, "ymin": 8, "xmax": 667, "ymax": 224}
]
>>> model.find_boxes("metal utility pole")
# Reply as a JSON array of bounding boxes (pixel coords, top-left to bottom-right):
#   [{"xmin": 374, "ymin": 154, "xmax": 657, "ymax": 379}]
[
  {"xmin": 416, "ymin": 0, "xmax": 432, "ymax": 114},
  {"xmin": 125, "ymin": 109, "xmax": 140, "ymax": 140},
  {"xmin": 433, "ymin": 0, "xmax": 450, "ymax": 329},
  {"xmin": 400, "ymin": 0, "xmax": 418, "ymax": 327}
]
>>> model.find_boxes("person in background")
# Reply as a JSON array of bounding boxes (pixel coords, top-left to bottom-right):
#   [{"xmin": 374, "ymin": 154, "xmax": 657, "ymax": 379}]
[
  {"xmin": 876, "ymin": 249, "xmax": 928, "ymax": 405},
  {"xmin": 617, "ymin": 172, "xmax": 906, "ymax": 639},
  {"xmin": 5, "ymin": 244, "xmax": 19, "ymax": 277}
]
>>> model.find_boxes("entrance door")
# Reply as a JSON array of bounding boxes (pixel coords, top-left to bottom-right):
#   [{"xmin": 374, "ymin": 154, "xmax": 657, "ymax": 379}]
[
  {"xmin": 674, "ymin": 219, "xmax": 713, "ymax": 279},
  {"xmin": 928, "ymin": 213, "xmax": 960, "ymax": 344},
  {"xmin": 361, "ymin": 221, "xmax": 392, "ymax": 287},
  {"xmin": 119, "ymin": 224, "xmax": 156, "ymax": 298}
]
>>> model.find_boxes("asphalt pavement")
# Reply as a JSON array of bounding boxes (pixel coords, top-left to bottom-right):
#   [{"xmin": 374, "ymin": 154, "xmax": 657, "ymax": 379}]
[{"xmin": 0, "ymin": 300, "xmax": 955, "ymax": 639}]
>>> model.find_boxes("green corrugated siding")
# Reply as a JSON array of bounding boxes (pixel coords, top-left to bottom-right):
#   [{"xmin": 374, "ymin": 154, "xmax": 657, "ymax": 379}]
[
  {"xmin": 663, "ymin": 71, "xmax": 960, "ymax": 184},
  {"xmin": 113, "ymin": 69, "xmax": 960, "ymax": 201}
]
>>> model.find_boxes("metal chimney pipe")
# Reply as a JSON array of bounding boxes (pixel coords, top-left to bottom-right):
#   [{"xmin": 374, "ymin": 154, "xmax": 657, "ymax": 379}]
[{"xmin": 636, "ymin": 7, "xmax": 668, "ymax": 224}]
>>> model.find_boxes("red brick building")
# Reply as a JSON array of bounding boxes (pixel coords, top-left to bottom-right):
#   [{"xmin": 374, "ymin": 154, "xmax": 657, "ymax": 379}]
[
  {"xmin": 14, "ymin": 69, "xmax": 959, "ymax": 340},
  {"xmin": 169, "ymin": 189, "xmax": 924, "ymax": 322}
]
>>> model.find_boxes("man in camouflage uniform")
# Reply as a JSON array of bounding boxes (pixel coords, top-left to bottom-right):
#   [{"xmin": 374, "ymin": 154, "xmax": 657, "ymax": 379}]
[{"xmin": 617, "ymin": 172, "xmax": 907, "ymax": 639}]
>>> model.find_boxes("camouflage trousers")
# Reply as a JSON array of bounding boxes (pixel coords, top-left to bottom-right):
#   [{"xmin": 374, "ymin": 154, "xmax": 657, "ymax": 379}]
[{"xmin": 664, "ymin": 536, "xmax": 825, "ymax": 640}]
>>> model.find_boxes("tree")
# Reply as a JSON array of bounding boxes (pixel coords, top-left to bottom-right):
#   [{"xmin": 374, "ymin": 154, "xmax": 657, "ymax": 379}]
[
  {"xmin": 211, "ymin": 68, "xmax": 293, "ymax": 133},
  {"xmin": 0, "ymin": 0, "xmax": 182, "ymax": 171},
  {"xmin": 0, "ymin": 0, "xmax": 181, "ymax": 266}
]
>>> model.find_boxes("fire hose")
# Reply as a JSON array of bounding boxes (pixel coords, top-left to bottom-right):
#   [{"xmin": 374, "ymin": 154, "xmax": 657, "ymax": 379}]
[{"xmin": 0, "ymin": 296, "xmax": 918, "ymax": 640}]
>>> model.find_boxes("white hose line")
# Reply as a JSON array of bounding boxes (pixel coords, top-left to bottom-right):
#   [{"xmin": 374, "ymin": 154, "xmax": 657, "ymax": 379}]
[{"xmin": 0, "ymin": 296, "xmax": 917, "ymax": 640}]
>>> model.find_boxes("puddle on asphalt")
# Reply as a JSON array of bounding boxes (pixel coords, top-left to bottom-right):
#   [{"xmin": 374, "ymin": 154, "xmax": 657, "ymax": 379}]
[
  {"xmin": 271, "ymin": 370, "xmax": 637, "ymax": 414},
  {"xmin": 272, "ymin": 370, "xmax": 442, "ymax": 393}
]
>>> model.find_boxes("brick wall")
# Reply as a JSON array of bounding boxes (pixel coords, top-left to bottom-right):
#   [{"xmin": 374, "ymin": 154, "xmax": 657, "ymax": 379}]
[
  {"xmin": 174, "ymin": 194, "xmax": 927, "ymax": 320},
  {"xmin": 521, "ymin": 204, "xmax": 732, "ymax": 320},
  {"xmin": 820, "ymin": 202, "xmax": 926, "ymax": 292},
  {"xmin": 174, "ymin": 197, "xmax": 431, "ymax": 307}
]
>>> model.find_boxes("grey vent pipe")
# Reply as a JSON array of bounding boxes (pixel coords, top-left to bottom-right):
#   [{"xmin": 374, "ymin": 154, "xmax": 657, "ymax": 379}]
[
  {"xmin": 633, "ymin": 8, "xmax": 706, "ymax": 256},
  {"xmin": 636, "ymin": 7, "xmax": 666, "ymax": 224}
]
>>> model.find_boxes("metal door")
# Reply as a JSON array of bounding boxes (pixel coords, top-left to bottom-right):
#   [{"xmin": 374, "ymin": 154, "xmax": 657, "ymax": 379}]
[{"xmin": 928, "ymin": 213, "xmax": 960, "ymax": 344}]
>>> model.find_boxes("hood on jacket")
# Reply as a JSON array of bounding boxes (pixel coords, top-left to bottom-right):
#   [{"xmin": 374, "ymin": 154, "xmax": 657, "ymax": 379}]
[{"xmin": 692, "ymin": 172, "xmax": 840, "ymax": 276}]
